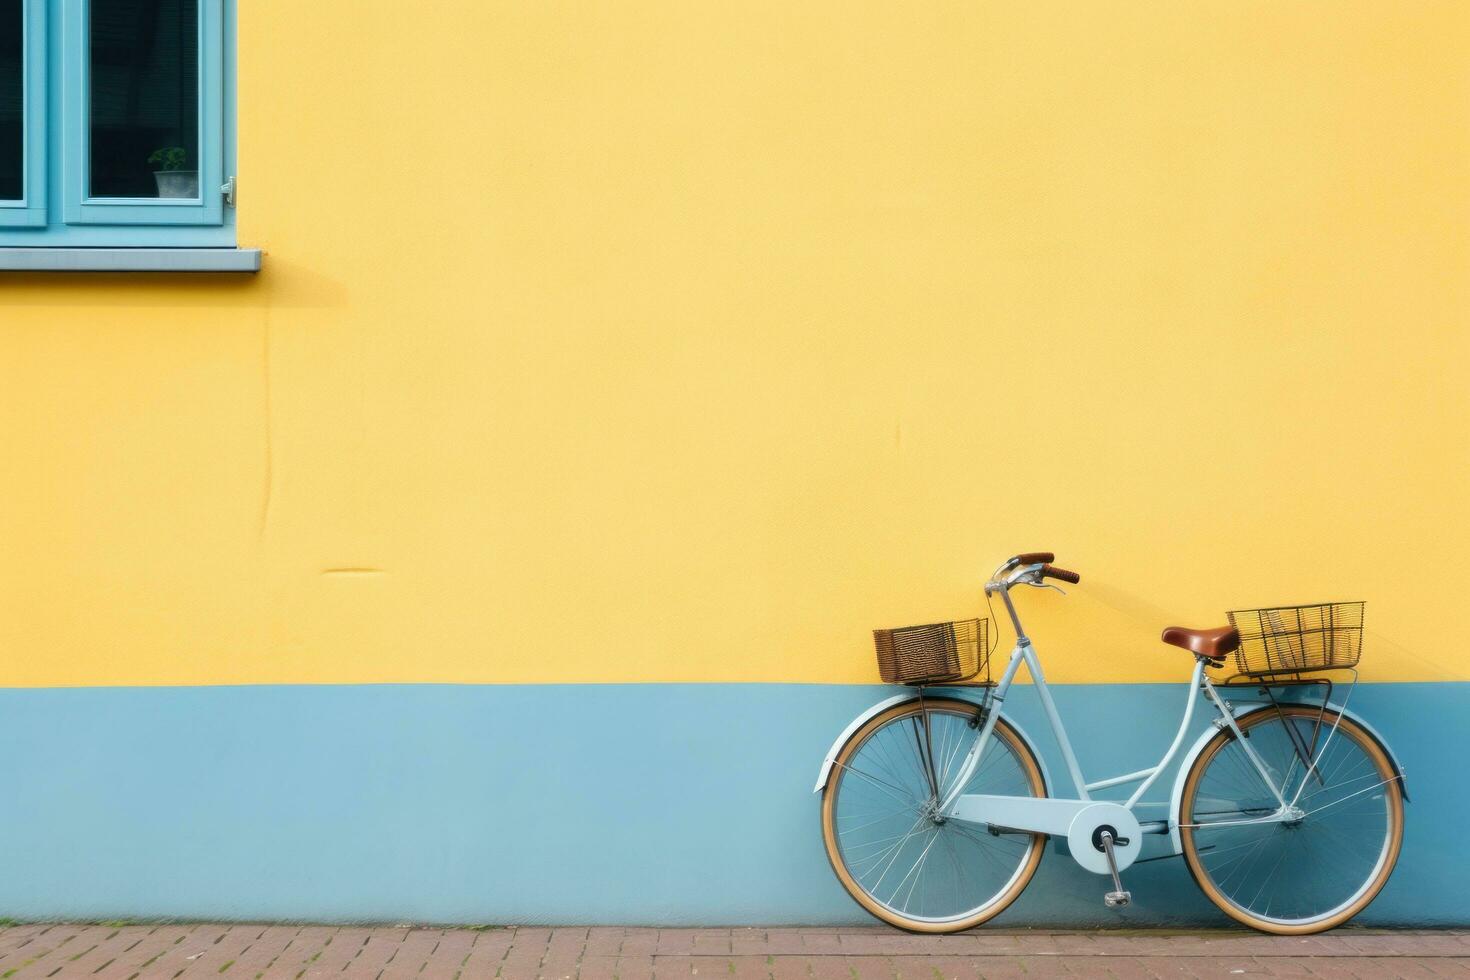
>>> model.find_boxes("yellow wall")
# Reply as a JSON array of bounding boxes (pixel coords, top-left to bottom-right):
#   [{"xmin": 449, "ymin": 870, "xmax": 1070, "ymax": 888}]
[{"xmin": 2, "ymin": 1, "xmax": 1466, "ymax": 688}]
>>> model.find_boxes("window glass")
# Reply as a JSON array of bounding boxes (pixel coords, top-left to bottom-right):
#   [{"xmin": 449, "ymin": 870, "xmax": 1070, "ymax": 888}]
[
  {"xmin": 0, "ymin": 0, "xmax": 22, "ymax": 201},
  {"xmin": 89, "ymin": 0, "xmax": 198, "ymax": 199}
]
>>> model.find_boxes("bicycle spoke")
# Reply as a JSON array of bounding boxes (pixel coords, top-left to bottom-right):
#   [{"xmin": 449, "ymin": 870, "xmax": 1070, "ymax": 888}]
[
  {"xmin": 831, "ymin": 760, "xmax": 926, "ymax": 813},
  {"xmin": 858, "ymin": 814, "xmax": 929, "ymax": 886},
  {"xmin": 1300, "ymin": 776, "xmax": 1399, "ymax": 820}
]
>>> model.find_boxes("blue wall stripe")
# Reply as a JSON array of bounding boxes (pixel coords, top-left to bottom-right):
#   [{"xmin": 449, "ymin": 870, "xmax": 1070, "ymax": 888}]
[{"xmin": 0, "ymin": 682, "xmax": 1463, "ymax": 926}]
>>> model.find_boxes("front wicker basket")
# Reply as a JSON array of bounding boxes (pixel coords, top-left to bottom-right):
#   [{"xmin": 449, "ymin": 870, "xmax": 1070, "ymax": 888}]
[
  {"xmin": 1226, "ymin": 602, "xmax": 1364, "ymax": 677},
  {"xmin": 874, "ymin": 618, "xmax": 988, "ymax": 685}
]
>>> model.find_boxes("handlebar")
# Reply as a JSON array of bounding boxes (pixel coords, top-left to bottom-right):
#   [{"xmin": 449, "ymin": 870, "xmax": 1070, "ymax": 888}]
[
  {"xmin": 1041, "ymin": 564, "xmax": 1081, "ymax": 584},
  {"xmin": 986, "ymin": 554, "xmax": 1082, "ymax": 639},
  {"xmin": 988, "ymin": 552, "xmax": 1082, "ymax": 591}
]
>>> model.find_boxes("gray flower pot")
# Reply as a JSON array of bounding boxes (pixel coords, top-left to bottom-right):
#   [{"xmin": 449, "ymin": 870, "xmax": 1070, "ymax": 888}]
[{"xmin": 153, "ymin": 170, "xmax": 199, "ymax": 199}]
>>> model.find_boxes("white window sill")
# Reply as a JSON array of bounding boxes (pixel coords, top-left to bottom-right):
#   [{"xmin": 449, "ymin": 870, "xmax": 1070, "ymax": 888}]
[{"xmin": 0, "ymin": 247, "xmax": 262, "ymax": 272}]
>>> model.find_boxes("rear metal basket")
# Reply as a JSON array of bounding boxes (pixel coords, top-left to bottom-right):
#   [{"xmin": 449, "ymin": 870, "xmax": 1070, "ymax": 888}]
[
  {"xmin": 874, "ymin": 618, "xmax": 988, "ymax": 685},
  {"xmin": 1226, "ymin": 602, "xmax": 1364, "ymax": 677}
]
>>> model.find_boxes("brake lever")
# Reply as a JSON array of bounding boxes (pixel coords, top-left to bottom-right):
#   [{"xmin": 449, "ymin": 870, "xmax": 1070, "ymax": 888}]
[{"xmin": 1025, "ymin": 581, "xmax": 1068, "ymax": 596}]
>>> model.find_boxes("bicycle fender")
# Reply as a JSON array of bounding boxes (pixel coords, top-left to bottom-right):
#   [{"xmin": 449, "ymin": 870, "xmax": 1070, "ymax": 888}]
[
  {"xmin": 812, "ymin": 693, "xmax": 1052, "ymax": 797},
  {"xmin": 1166, "ymin": 699, "xmax": 1408, "ymax": 854}
]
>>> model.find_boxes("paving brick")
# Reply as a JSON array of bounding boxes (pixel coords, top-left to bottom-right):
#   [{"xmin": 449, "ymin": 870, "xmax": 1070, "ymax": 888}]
[
  {"xmin": 548, "ymin": 926, "xmax": 591, "ymax": 951},
  {"xmin": 573, "ymin": 955, "xmax": 616, "ymax": 980},
  {"xmin": 1051, "ymin": 932, "xmax": 1103, "ymax": 955},
  {"xmin": 1251, "ymin": 956, "xmax": 1316, "ymax": 977},
  {"xmin": 767, "ymin": 955, "xmax": 815, "ymax": 980},
  {"xmin": 732, "ymin": 931, "xmax": 774, "ymax": 956},
  {"xmin": 728, "ymin": 955, "xmax": 775, "ymax": 980},
  {"xmin": 584, "ymin": 927, "xmax": 628, "ymax": 956},
  {"xmin": 534, "ymin": 926, "xmax": 588, "ymax": 980},
  {"xmin": 691, "ymin": 930, "xmax": 733, "ymax": 955},
  {"xmin": 809, "ymin": 956, "xmax": 860, "ymax": 980},
  {"xmin": 265, "ymin": 925, "xmax": 339, "ymax": 979},
  {"xmin": 542, "ymin": 953, "xmax": 587, "ymax": 979},
  {"xmin": 419, "ymin": 928, "xmax": 482, "ymax": 976},
  {"xmin": 173, "ymin": 925, "xmax": 274, "ymax": 978},
  {"xmin": 1089, "ymin": 955, "xmax": 1167, "ymax": 979},
  {"xmin": 755, "ymin": 932, "xmax": 809, "ymax": 955},
  {"xmin": 214, "ymin": 925, "xmax": 304, "ymax": 979},
  {"xmin": 801, "ymin": 932, "xmax": 843, "ymax": 952},
  {"xmin": 497, "ymin": 936, "xmax": 547, "ymax": 977},
  {"xmin": 974, "ymin": 956, "xmax": 1044, "ymax": 980},
  {"xmin": 846, "ymin": 956, "xmax": 898, "ymax": 980},
  {"xmin": 598, "ymin": 954, "xmax": 650, "ymax": 980},
  {"xmin": 375, "ymin": 926, "xmax": 447, "ymax": 979},
  {"xmin": 921, "ymin": 955, "xmax": 986, "ymax": 979},
  {"xmin": 652, "ymin": 953, "xmax": 696, "ymax": 977},
  {"xmin": 618, "ymin": 928, "xmax": 661, "ymax": 955},
  {"xmin": 1001, "ymin": 957, "xmax": 1069, "ymax": 979},
  {"xmin": 654, "ymin": 931, "xmax": 697, "ymax": 954},
  {"xmin": 540, "ymin": 956, "xmax": 583, "ymax": 980},
  {"xmin": 294, "ymin": 925, "xmax": 374, "ymax": 977},
  {"xmin": 1300, "ymin": 957, "xmax": 1370, "ymax": 979},
  {"xmin": 1383, "ymin": 960, "xmax": 1458, "ymax": 979},
  {"xmin": 337, "ymin": 927, "xmax": 411, "ymax": 979}
]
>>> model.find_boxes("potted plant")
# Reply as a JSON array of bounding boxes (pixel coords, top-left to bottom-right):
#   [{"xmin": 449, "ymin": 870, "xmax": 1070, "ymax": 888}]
[{"xmin": 147, "ymin": 146, "xmax": 198, "ymax": 199}]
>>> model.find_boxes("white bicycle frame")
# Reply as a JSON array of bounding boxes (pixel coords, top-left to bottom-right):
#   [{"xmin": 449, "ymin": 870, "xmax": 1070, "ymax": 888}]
[{"xmin": 937, "ymin": 562, "xmax": 1310, "ymax": 876}]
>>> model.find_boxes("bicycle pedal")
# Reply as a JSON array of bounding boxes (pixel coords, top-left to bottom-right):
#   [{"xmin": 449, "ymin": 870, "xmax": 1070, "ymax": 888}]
[{"xmin": 1105, "ymin": 890, "xmax": 1131, "ymax": 909}]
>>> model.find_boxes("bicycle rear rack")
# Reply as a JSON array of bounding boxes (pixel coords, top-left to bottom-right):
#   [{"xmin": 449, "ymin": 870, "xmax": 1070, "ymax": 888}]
[{"xmin": 1213, "ymin": 672, "xmax": 1353, "ymax": 792}]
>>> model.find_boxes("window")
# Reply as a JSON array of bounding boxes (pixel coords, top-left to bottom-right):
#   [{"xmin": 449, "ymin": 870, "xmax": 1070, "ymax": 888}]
[
  {"xmin": 0, "ymin": 0, "xmax": 45, "ymax": 227},
  {"xmin": 0, "ymin": 0, "xmax": 244, "ymax": 263}
]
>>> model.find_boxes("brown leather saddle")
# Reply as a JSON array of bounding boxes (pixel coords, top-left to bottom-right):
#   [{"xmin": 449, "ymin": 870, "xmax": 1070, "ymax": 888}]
[{"xmin": 1160, "ymin": 625, "xmax": 1239, "ymax": 664}]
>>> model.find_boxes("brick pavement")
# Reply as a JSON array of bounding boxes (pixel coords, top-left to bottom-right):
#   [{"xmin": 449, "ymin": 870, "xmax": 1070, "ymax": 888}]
[{"xmin": 0, "ymin": 925, "xmax": 1465, "ymax": 980}]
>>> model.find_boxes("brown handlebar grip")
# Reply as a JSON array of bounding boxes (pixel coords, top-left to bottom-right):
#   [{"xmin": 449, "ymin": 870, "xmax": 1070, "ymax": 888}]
[
  {"xmin": 1015, "ymin": 552, "xmax": 1055, "ymax": 565},
  {"xmin": 1042, "ymin": 564, "xmax": 1081, "ymax": 584}
]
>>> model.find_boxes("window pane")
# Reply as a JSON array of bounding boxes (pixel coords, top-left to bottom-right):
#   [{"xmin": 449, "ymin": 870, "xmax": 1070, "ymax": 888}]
[
  {"xmin": 0, "ymin": 0, "xmax": 21, "ymax": 201},
  {"xmin": 89, "ymin": 0, "xmax": 198, "ymax": 199}
]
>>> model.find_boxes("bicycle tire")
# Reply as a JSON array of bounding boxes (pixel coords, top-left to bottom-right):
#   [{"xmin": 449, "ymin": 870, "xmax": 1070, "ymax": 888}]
[
  {"xmin": 1179, "ymin": 705, "xmax": 1404, "ymax": 934},
  {"xmin": 820, "ymin": 697, "xmax": 1046, "ymax": 932}
]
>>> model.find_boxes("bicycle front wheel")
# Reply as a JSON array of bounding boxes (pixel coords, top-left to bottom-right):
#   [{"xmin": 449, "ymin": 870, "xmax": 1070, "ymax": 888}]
[
  {"xmin": 1180, "ymin": 704, "xmax": 1404, "ymax": 934},
  {"xmin": 820, "ymin": 697, "xmax": 1046, "ymax": 932}
]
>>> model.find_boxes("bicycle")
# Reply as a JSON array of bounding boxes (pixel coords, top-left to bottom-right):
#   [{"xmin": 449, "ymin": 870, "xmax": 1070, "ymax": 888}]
[{"xmin": 814, "ymin": 552, "xmax": 1406, "ymax": 935}]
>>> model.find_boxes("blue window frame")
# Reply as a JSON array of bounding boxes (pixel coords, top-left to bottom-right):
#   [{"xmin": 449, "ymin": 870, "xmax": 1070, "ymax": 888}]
[
  {"xmin": 0, "ymin": 0, "xmax": 47, "ymax": 227},
  {"xmin": 0, "ymin": 0, "xmax": 234, "ymax": 248}
]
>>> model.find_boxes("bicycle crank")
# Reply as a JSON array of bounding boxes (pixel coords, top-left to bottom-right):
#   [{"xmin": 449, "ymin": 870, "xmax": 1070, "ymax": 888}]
[
  {"xmin": 1097, "ymin": 828, "xmax": 1131, "ymax": 909},
  {"xmin": 1061, "ymin": 802, "xmax": 1141, "ymax": 908}
]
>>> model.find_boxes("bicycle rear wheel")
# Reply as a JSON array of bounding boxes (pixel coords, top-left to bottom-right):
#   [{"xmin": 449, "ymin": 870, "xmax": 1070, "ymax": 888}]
[
  {"xmin": 820, "ymin": 697, "xmax": 1046, "ymax": 932},
  {"xmin": 1179, "ymin": 704, "xmax": 1404, "ymax": 934}
]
